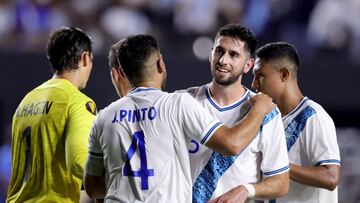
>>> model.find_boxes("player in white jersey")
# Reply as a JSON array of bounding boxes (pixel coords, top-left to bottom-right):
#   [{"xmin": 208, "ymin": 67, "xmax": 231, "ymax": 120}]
[
  {"xmin": 83, "ymin": 34, "xmax": 276, "ymax": 202},
  {"xmin": 252, "ymin": 42, "xmax": 341, "ymax": 203},
  {"xmin": 188, "ymin": 24, "xmax": 289, "ymax": 203}
]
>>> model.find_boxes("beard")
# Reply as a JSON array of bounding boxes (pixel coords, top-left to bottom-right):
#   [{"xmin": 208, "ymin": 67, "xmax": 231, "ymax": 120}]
[{"xmin": 211, "ymin": 65, "xmax": 243, "ymax": 86}]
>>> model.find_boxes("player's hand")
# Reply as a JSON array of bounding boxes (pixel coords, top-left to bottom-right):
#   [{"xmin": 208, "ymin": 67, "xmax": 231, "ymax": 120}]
[
  {"xmin": 249, "ymin": 92, "xmax": 276, "ymax": 115},
  {"xmin": 207, "ymin": 185, "xmax": 248, "ymax": 203}
]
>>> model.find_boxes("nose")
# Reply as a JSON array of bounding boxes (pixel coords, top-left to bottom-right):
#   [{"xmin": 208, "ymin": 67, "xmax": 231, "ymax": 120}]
[{"xmin": 219, "ymin": 52, "xmax": 230, "ymax": 65}]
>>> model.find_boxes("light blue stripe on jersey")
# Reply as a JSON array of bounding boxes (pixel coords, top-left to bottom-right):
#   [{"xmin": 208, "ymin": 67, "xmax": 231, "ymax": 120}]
[
  {"xmin": 200, "ymin": 122, "xmax": 222, "ymax": 144},
  {"xmin": 263, "ymin": 165, "xmax": 290, "ymax": 176},
  {"xmin": 130, "ymin": 87, "xmax": 159, "ymax": 94},
  {"xmin": 205, "ymin": 85, "xmax": 250, "ymax": 112},
  {"xmin": 259, "ymin": 108, "xmax": 279, "ymax": 132},
  {"xmin": 192, "ymin": 152, "xmax": 239, "ymax": 203},
  {"xmin": 262, "ymin": 109, "xmax": 279, "ymax": 125},
  {"xmin": 315, "ymin": 159, "xmax": 341, "ymax": 166},
  {"xmin": 285, "ymin": 105, "xmax": 316, "ymax": 151}
]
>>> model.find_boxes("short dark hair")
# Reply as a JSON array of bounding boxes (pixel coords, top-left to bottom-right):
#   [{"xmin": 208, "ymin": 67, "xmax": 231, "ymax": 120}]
[
  {"xmin": 256, "ymin": 42, "xmax": 300, "ymax": 73},
  {"xmin": 46, "ymin": 27, "xmax": 92, "ymax": 73},
  {"xmin": 108, "ymin": 41, "xmax": 121, "ymax": 70},
  {"xmin": 116, "ymin": 34, "xmax": 159, "ymax": 83},
  {"xmin": 215, "ymin": 24, "xmax": 257, "ymax": 57}
]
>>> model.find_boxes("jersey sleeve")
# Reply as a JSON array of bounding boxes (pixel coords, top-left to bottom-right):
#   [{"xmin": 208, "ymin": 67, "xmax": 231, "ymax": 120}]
[
  {"xmin": 85, "ymin": 117, "xmax": 106, "ymax": 177},
  {"xmin": 65, "ymin": 97, "xmax": 96, "ymax": 179},
  {"xmin": 177, "ymin": 93, "xmax": 223, "ymax": 145},
  {"xmin": 260, "ymin": 109, "xmax": 290, "ymax": 177},
  {"xmin": 305, "ymin": 113, "xmax": 341, "ymax": 166}
]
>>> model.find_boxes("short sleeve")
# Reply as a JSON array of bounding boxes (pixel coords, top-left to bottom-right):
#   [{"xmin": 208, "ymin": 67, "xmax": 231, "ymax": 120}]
[
  {"xmin": 177, "ymin": 93, "xmax": 223, "ymax": 145},
  {"xmin": 85, "ymin": 118, "xmax": 106, "ymax": 176},
  {"xmin": 304, "ymin": 114, "xmax": 341, "ymax": 166},
  {"xmin": 260, "ymin": 109, "xmax": 290, "ymax": 177}
]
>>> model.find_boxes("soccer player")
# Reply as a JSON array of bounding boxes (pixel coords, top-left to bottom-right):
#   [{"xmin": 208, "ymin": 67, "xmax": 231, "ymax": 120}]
[
  {"xmin": 186, "ymin": 24, "xmax": 290, "ymax": 203},
  {"xmin": 7, "ymin": 27, "xmax": 97, "ymax": 203},
  {"xmin": 83, "ymin": 34, "xmax": 276, "ymax": 202},
  {"xmin": 252, "ymin": 42, "xmax": 341, "ymax": 203}
]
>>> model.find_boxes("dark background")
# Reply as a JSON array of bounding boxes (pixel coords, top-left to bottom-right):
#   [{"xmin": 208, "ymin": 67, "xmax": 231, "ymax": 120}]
[{"xmin": 1, "ymin": 0, "xmax": 360, "ymax": 202}]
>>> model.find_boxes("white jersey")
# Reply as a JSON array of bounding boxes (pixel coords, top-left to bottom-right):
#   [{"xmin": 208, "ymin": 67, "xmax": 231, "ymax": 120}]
[
  {"xmin": 86, "ymin": 87, "xmax": 223, "ymax": 203},
  {"xmin": 186, "ymin": 84, "xmax": 289, "ymax": 203},
  {"xmin": 276, "ymin": 97, "xmax": 341, "ymax": 203}
]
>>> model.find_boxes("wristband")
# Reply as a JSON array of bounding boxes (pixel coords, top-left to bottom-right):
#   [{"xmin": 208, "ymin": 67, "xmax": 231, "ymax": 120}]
[{"xmin": 242, "ymin": 183, "xmax": 255, "ymax": 198}]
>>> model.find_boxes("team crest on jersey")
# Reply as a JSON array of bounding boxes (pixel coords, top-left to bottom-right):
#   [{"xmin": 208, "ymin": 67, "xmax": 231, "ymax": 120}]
[{"xmin": 86, "ymin": 101, "xmax": 97, "ymax": 115}]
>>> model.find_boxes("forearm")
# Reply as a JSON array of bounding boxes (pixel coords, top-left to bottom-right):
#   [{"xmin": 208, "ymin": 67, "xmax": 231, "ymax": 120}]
[
  {"xmin": 252, "ymin": 172, "xmax": 289, "ymax": 199},
  {"xmin": 84, "ymin": 174, "xmax": 106, "ymax": 199},
  {"xmin": 210, "ymin": 173, "xmax": 289, "ymax": 203},
  {"xmin": 290, "ymin": 163, "xmax": 340, "ymax": 190}
]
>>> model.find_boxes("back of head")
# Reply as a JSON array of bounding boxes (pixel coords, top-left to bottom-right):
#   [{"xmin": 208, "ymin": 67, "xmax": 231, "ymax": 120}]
[
  {"xmin": 47, "ymin": 27, "xmax": 92, "ymax": 73},
  {"xmin": 215, "ymin": 24, "xmax": 257, "ymax": 57},
  {"xmin": 116, "ymin": 34, "xmax": 159, "ymax": 84},
  {"xmin": 108, "ymin": 40, "xmax": 126, "ymax": 70},
  {"xmin": 256, "ymin": 42, "xmax": 300, "ymax": 78}
]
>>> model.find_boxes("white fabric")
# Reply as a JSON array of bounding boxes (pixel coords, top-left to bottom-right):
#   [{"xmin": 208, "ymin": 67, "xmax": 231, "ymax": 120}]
[
  {"xmin": 186, "ymin": 84, "xmax": 289, "ymax": 202},
  {"xmin": 276, "ymin": 97, "xmax": 341, "ymax": 203},
  {"xmin": 86, "ymin": 87, "xmax": 222, "ymax": 203}
]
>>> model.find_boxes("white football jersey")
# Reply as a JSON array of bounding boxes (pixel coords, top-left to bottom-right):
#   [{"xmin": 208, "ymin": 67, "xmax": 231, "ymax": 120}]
[
  {"xmin": 276, "ymin": 97, "xmax": 341, "ymax": 203},
  {"xmin": 86, "ymin": 87, "xmax": 223, "ymax": 203},
  {"xmin": 186, "ymin": 84, "xmax": 289, "ymax": 203}
]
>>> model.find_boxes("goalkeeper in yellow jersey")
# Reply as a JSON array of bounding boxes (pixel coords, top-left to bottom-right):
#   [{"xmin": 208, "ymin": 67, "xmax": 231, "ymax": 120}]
[{"xmin": 7, "ymin": 27, "xmax": 97, "ymax": 203}]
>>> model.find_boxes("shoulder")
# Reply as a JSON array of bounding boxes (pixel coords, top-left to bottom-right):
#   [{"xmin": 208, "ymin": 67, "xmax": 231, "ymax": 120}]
[
  {"xmin": 306, "ymin": 99, "xmax": 334, "ymax": 124},
  {"xmin": 262, "ymin": 107, "xmax": 282, "ymax": 126}
]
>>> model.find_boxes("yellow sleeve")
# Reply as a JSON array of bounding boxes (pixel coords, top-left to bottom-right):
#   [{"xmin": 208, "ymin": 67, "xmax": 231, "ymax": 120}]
[{"xmin": 65, "ymin": 97, "xmax": 97, "ymax": 180}]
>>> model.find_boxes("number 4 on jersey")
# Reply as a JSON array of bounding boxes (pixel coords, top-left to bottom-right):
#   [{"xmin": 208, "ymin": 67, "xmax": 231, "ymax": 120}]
[{"xmin": 123, "ymin": 130, "xmax": 154, "ymax": 190}]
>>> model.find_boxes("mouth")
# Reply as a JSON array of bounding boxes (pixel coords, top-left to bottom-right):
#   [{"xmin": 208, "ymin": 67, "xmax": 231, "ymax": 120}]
[{"xmin": 216, "ymin": 66, "xmax": 230, "ymax": 73}]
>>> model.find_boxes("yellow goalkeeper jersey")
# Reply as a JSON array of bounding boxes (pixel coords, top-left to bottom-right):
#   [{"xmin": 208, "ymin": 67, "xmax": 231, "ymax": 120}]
[{"xmin": 7, "ymin": 78, "xmax": 97, "ymax": 203}]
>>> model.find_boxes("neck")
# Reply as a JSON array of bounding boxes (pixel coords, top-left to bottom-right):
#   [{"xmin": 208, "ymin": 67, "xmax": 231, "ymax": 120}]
[
  {"xmin": 132, "ymin": 80, "xmax": 162, "ymax": 90},
  {"xmin": 277, "ymin": 83, "xmax": 304, "ymax": 116},
  {"xmin": 53, "ymin": 71, "xmax": 82, "ymax": 89},
  {"xmin": 209, "ymin": 80, "xmax": 246, "ymax": 106}
]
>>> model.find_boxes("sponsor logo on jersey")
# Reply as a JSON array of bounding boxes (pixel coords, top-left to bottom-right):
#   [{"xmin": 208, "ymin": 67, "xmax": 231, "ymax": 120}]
[{"xmin": 86, "ymin": 101, "xmax": 97, "ymax": 115}]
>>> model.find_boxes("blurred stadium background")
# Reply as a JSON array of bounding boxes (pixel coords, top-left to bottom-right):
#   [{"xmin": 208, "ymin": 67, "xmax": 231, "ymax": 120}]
[{"xmin": 0, "ymin": 0, "xmax": 359, "ymax": 202}]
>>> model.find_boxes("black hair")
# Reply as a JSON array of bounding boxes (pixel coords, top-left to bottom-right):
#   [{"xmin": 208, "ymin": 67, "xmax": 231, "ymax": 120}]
[
  {"xmin": 46, "ymin": 27, "xmax": 92, "ymax": 73},
  {"xmin": 256, "ymin": 42, "xmax": 300, "ymax": 73},
  {"xmin": 215, "ymin": 24, "xmax": 257, "ymax": 57},
  {"xmin": 116, "ymin": 34, "xmax": 159, "ymax": 83},
  {"xmin": 108, "ymin": 41, "xmax": 121, "ymax": 70}
]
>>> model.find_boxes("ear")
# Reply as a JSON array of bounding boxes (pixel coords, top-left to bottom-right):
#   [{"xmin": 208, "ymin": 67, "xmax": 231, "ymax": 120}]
[
  {"xmin": 157, "ymin": 55, "xmax": 166, "ymax": 73},
  {"xmin": 209, "ymin": 48, "xmax": 213, "ymax": 63},
  {"xmin": 243, "ymin": 58, "xmax": 255, "ymax": 74},
  {"xmin": 280, "ymin": 68, "xmax": 290, "ymax": 81},
  {"xmin": 111, "ymin": 67, "xmax": 127, "ymax": 81},
  {"xmin": 81, "ymin": 51, "xmax": 90, "ymax": 67},
  {"xmin": 111, "ymin": 67, "xmax": 120, "ymax": 80}
]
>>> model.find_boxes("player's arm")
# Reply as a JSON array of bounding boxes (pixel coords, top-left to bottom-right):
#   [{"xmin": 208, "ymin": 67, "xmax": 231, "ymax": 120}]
[
  {"xmin": 206, "ymin": 93, "xmax": 275, "ymax": 156},
  {"xmin": 253, "ymin": 172, "xmax": 289, "ymax": 198},
  {"xmin": 84, "ymin": 119, "xmax": 107, "ymax": 199},
  {"xmin": 289, "ymin": 114, "xmax": 340, "ymax": 191},
  {"xmin": 65, "ymin": 99, "xmax": 96, "ymax": 179},
  {"xmin": 84, "ymin": 174, "xmax": 106, "ymax": 199},
  {"xmin": 289, "ymin": 164, "xmax": 340, "ymax": 190},
  {"xmin": 208, "ymin": 172, "xmax": 289, "ymax": 203}
]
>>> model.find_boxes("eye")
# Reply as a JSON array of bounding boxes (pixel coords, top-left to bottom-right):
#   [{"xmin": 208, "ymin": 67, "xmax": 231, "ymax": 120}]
[
  {"xmin": 214, "ymin": 49, "xmax": 223, "ymax": 55},
  {"xmin": 230, "ymin": 52, "xmax": 239, "ymax": 58}
]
